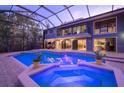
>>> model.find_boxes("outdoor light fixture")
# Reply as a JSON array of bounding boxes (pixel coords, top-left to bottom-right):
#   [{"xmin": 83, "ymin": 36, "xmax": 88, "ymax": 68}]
[{"xmin": 121, "ymin": 32, "xmax": 124, "ymax": 39}]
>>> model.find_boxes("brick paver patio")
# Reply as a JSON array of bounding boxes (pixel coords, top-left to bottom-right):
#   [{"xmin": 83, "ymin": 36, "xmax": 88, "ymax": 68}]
[{"xmin": 0, "ymin": 56, "xmax": 26, "ymax": 87}]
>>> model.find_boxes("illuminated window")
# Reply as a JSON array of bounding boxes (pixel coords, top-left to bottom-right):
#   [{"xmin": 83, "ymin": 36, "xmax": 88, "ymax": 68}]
[
  {"xmin": 65, "ymin": 40, "xmax": 71, "ymax": 49},
  {"xmin": 78, "ymin": 39, "xmax": 86, "ymax": 51},
  {"xmin": 62, "ymin": 29, "xmax": 65, "ymax": 36},
  {"xmin": 94, "ymin": 39, "xmax": 106, "ymax": 51},
  {"xmin": 62, "ymin": 39, "xmax": 72, "ymax": 49},
  {"xmin": 108, "ymin": 19, "xmax": 116, "ymax": 33},
  {"xmin": 55, "ymin": 40, "xmax": 61, "ymax": 49},
  {"xmin": 81, "ymin": 25, "xmax": 87, "ymax": 32},
  {"xmin": 68, "ymin": 28, "xmax": 72, "ymax": 35},
  {"xmin": 94, "ymin": 18, "xmax": 116, "ymax": 34},
  {"xmin": 64, "ymin": 29, "xmax": 69, "ymax": 35},
  {"xmin": 57, "ymin": 30, "xmax": 63, "ymax": 36},
  {"xmin": 73, "ymin": 27, "xmax": 77, "ymax": 34},
  {"xmin": 77, "ymin": 26, "xmax": 81, "ymax": 34},
  {"xmin": 94, "ymin": 38, "xmax": 116, "ymax": 52}
]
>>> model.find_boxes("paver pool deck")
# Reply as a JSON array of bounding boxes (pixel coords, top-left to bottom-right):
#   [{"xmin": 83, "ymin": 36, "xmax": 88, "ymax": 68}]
[
  {"xmin": 0, "ymin": 49, "xmax": 47, "ymax": 87},
  {"xmin": 0, "ymin": 56, "xmax": 26, "ymax": 87}
]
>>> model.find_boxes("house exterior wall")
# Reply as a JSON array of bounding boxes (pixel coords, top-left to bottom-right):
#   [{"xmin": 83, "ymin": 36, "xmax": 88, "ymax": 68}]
[
  {"xmin": 44, "ymin": 28, "xmax": 57, "ymax": 39},
  {"xmin": 117, "ymin": 13, "xmax": 124, "ymax": 52},
  {"xmin": 43, "ymin": 9, "xmax": 124, "ymax": 53},
  {"xmin": 86, "ymin": 21, "xmax": 93, "ymax": 51}
]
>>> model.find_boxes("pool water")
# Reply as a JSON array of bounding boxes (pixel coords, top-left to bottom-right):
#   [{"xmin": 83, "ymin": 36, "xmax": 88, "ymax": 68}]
[
  {"xmin": 14, "ymin": 51, "xmax": 96, "ymax": 66},
  {"xmin": 30, "ymin": 65, "xmax": 117, "ymax": 87}
]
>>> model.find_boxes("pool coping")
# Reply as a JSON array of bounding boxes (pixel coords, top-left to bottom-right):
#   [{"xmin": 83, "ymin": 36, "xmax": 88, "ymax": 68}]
[
  {"xmin": 18, "ymin": 64, "xmax": 57, "ymax": 87},
  {"xmin": 18, "ymin": 62, "xmax": 124, "ymax": 87},
  {"xmin": 10, "ymin": 56, "xmax": 28, "ymax": 69},
  {"xmin": 0, "ymin": 49, "xmax": 96, "ymax": 57}
]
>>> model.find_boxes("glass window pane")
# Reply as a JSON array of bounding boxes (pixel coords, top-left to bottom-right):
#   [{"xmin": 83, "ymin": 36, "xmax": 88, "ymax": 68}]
[
  {"xmin": 73, "ymin": 27, "xmax": 77, "ymax": 34},
  {"xmin": 48, "ymin": 15, "xmax": 61, "ymax": 26},
  {"xmin": 36, "ymin": 7, "xmax": 52, "ymax": 17},
  {"xmin": 69, "ymin": 5, "xmax": 89, "ymax": 19},
  {"xmin": 81, "ymin": 25, "xmax": 87, "ymax": 32},
  {"xmin": 89, "ymin": 5, "xmax": 112, "ymax": 16},
  {"xmin": 0, "ymin": 5, "xmax": 11, "ymax": 10},
  {"xmin": 57, "ymin": 10, "xmax": 72, "ymax": 23},
  {"xmin": 77, "ymin": 26, "xmax": 81, "ymax": 34},
  {"xmin": 45, "ymin": 5, "xmax": 65, "ymax": 13}
]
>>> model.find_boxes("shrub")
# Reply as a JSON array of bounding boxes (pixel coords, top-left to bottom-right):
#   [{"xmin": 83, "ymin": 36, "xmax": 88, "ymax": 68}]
[{"xmin": 33, "ymin": 54, "xmax": 42, "ymax": 62}]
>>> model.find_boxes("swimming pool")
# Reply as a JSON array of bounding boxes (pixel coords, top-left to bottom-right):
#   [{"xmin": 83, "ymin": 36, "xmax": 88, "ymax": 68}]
[
  {"xmin": 14, "ymin": 51, "xmax": 96, "ymax": 66},
  {"xmin": 30, "ymin": 65, "xmax": 117, "ymax": 87}
]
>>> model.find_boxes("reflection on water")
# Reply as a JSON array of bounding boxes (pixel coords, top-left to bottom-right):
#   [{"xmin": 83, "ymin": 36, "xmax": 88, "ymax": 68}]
[
  {"xmin": 47, "ymin": 55, "xmax": 74, "ymax": 65},
  {"xmin": 40, "ymin": 51, "xmax": 96, "ymax": 65},
  {"xmin": 47, "ymin": 57, "xmax": 55, "ymax": 63},
  {"xmin": 63, "ymin": 55, "xmax": 73, "ymax": 64}
]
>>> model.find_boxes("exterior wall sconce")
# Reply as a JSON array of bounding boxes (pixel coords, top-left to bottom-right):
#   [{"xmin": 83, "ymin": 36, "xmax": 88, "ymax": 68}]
[{"xmin": 121, "ymin": 32, "xmax": 124, "ymax": 39}]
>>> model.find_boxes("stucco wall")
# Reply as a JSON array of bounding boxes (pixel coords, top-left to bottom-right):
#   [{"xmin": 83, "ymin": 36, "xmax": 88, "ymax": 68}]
[
  {"xmin": 44, "ymin": 28, "xmax": 57, "ymax": 39},
  {"xmin": 44, "ymin": 13, "xmax": 124, "ymax": 53},
  {"xmin": 117, "ymin": 13, "xmax": 124, "ymax": 52}
]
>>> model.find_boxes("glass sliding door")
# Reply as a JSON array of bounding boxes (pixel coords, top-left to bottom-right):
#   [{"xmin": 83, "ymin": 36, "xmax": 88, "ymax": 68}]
[
  {"xmin": 62, "ymin": 39, "xmax": 72, "ymax": 49},
  {"xmin": 78, "ymin": 39, "xmax": 86, "ymax": 51},
  {"xmin": 55, "ymin": 40, "xmax": 61, "ymax": 50},
  {"xmin": 94, "ymin": 38, "xmax": 116, "ymax": 52},
  {"xmin": 94, "ymin": 39, "xmax": 106, "ymax": 51}
]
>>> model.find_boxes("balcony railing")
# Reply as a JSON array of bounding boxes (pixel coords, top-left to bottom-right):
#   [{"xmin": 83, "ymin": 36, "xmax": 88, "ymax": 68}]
[{"xmin": 94, "ymin": 26, "xmax": 116, "ymax": 34}]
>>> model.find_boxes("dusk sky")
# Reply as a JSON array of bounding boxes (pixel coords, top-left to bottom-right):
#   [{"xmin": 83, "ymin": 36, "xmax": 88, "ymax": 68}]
[{"xmin": 0, "ymin": 5, "xmax": 124, "ymax": 29}]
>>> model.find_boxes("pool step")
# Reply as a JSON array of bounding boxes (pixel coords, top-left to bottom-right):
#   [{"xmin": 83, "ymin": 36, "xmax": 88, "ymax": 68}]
[
  {"xmin": 103, "ymin": 57, "xmax": 124, "ymax": 63},
  {"xmin": 59, "ymin": 65, "xmax": 78, "ymax": 68},
  {"xmin": 49, "ymin": 75, "xmax": 94, "ymax": 87},
  {"xmin": 105, "ymin": 56, "xmax": 124, "ymax": 60},
  {"xmin": 103, "ymin": 54, "xmax": 124, "ymax": 75}
]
